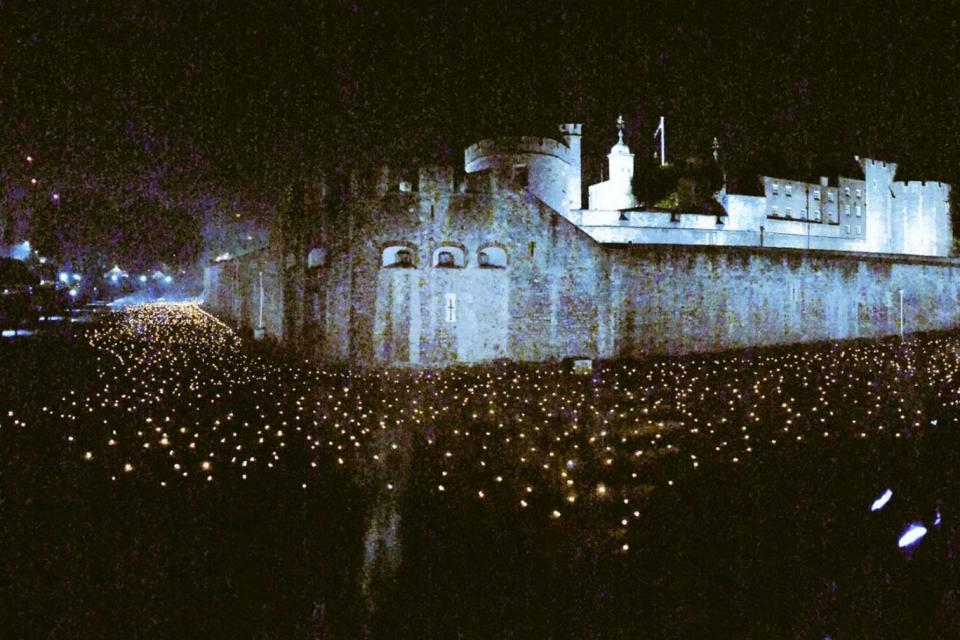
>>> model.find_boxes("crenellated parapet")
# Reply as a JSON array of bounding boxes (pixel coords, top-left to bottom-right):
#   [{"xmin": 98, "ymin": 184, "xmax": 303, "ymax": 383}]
[{"xmin": 892, "ymin": 180, "xmax": 950, "ymax": 199}]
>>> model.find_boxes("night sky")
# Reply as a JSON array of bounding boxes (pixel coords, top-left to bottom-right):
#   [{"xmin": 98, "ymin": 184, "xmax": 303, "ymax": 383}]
[{"xmin": 2, "ymin": 0, "xmax": 960, "ymax": 263}]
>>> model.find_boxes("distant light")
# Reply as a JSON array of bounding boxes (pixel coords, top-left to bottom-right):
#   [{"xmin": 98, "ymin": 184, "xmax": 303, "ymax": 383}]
[
  {"xmin": 58, "ymin": 272, "xmax": 70, "ymax": 284},
  {"xmin": 25, "ymin": 155, "xmax": 33, "ymax": 163},
  {"xmin": 871, "ymin": 488, "xmax": 893, "ymax": 512},
  {"xmin": 164, "ymin": 276, "xmax": 173, "ymax": 284},
  {"xmin": 898, "ymin": 523, "xmax": 928, "ymax": 549},
  {"xmin": 139, "ymin": 275, "xmax": 147, "ymax": 283},
  {"xmin": 68, "ymin": 288, "xmax": 78, "ymax": 298},
  {"xmin": 29, "ymin": 177, "xmax": 37, "ymax": 186},
  {"xmin": 935, "ymin": 509, "xmax": 942, "ymax": 527},
  {"xmin": 38, "ymin": 256, "xmax": 47, "ymax": 264},
  {"xmin": 72, "ymin": 274, "xmax": 81, "ymax": 282},
  {"xmin": 110, "ymin": 275, "xmax": 119, "ymax": 284},
  {"xmin": 11, "ymin": 241, "xmax": 31, "ymax": 260},
  {"xmin": 52, "ymin": 193, "xmax": 60, "ymax": 201}
]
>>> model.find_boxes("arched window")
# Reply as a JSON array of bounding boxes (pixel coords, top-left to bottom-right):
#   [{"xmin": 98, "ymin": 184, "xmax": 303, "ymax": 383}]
[
  {"xmin": 382, "ymin": 245, "xmax": 417, "ymax": 268},
  {"xmin": 432, "ymin": 245, "xmax": 465, "ymax": 269},
  {"xmin": 307, "ymin": 247, "xmax": 326, "ymax": 268},
  {"xmin": 478, "ymin": 246, "xmax": 507, "ymax": 269}
]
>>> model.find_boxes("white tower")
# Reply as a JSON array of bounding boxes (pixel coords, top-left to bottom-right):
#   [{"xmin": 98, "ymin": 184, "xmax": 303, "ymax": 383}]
[
  {"xmin": 588, "ymin": 115, "xmax": 639, "ymax": 210},
  {"xmin": 608, "ymin": 115, "xmax": 635, "ymax": 181}
]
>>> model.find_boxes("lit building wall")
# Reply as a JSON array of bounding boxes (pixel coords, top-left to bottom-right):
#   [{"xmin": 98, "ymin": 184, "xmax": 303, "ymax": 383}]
[{"xmin": 202, "ymin": 128, "xmax": 958, "ymax": 368}]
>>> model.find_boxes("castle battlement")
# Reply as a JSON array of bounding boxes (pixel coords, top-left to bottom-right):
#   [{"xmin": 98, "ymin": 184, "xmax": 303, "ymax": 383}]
[
  {"xmin": 862, "ymin": 158, "xmax": 895, "ymax": 169},
  {"xmin": 895, "ymin": 180, "xmax": 948, "ymax": 192}
]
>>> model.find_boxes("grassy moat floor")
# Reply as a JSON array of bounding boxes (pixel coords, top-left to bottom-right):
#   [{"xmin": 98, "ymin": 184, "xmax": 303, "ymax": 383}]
[{"xmin": 2, "ymin": 303, "xmax": 960, "ymax": 639}]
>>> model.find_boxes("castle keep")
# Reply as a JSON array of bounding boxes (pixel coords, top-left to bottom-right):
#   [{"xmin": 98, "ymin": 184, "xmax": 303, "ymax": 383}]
[{"xmin": 203, "ymin": 121, "xmax": 960, "ymax": 367}]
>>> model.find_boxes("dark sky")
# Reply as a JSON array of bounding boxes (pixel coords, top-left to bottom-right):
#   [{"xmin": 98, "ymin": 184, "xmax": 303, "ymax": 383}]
[{"xmin": 2, "ymin": 1, "xmax": 960, "ymax": 212}]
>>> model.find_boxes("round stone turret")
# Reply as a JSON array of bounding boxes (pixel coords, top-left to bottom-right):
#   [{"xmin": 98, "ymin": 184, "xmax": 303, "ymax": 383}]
[{"xmin": 464, "ymin": 123, "xmax": 583, "ymax": 215}]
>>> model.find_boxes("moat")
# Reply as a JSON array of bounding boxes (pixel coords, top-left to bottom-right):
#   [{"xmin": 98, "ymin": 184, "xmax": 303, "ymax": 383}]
[{"xmin": 2, "ymin": 303, "xmax": 959, "ymax": 638}]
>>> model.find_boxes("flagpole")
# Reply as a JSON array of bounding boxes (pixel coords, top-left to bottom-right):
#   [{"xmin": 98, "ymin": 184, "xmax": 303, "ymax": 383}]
[{"xmin": 660, "ymin": 116, "xmax": 666, "ymax": 167}]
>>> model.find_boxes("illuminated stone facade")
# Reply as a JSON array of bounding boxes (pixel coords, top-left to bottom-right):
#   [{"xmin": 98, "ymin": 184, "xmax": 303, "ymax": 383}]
[
  {"xmin": 574, "ymin": 126, "xmax": 951, "ymax": 257},
  {"xmin": 204, "ymin": 122, "xmax": 959, "ymax": 367}
]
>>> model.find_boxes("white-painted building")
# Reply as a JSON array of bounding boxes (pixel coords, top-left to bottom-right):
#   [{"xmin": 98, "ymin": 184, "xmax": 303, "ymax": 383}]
[{"xmin": 556, "ymin": 119, "xmax": 952, "ymax": 258}]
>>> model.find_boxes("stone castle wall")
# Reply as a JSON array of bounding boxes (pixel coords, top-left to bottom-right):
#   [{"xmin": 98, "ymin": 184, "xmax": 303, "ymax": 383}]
[
  {"xmin": 204, "ymin": 172, "xmax": 960, "ymax": 367},
  {"xmin": 203, "ymin": 247, "xmax": 285, "ymax": 341},
  {"xmin": 606, "ymin": 246, "xmax": 960, "ymax": 357}
]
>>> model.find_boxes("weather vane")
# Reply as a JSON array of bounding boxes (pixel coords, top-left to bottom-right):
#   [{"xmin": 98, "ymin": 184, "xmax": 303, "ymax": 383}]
[{"xmin": 616, "ymin": 114, "xmax": 625, "ymax": 144}]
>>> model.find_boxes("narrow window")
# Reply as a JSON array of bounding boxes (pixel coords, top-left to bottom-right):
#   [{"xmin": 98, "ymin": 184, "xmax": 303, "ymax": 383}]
[
  {"xmin": 772, "ymin": 204, "xmax": 778, "ymax": 215},
  {"xmin": 855, "ymin": 188, "xmax": 862, "ymax": 198},
  {"xmin": 844, "ymin": 187, "xmax": 851, "ymax": 198},
  {"xmin": 383, "ymin": 245, "xmax": 417, "ymax": 268},
  {"xmin": 828, "ymin": 192, "xmax": 836, "ymax": 202},
  {"xmin": 528, "ymin": 241, "xmax": 536, "ymax": 257},
  {"xmin": 433, "ymin": 246, "xmax": 465, "ymax": 268},
  {"xmin": 307, "ymin": 248, "xmax": 326, "ymax": 268},
  {"xmin": 397, "ymin": 250, "xmax": 412, "ymax": 266},
  {"xmin": 785, "ymin": 184, "xmax": 792, "ymax": 197},
  {"xmin": 813, "ymin": 189, "xmax": 820, "ymax": 201},
  {"xmin": 445, "ymin": 293, "xmax": 457, "ymax": 323},
  {"xmin": 514, "ymin": 165, "xmax": 529, "ymax": 187},
  {"xmin": 478, "ymin": 247, "xmax": 507, "ymax": 269},
  {"xmin": 437, "ymin": 251, "xmax": 455, "ymax": 267},
  {"xmin": 845, "ymin": 224, "xmax": 851, "ymax": 234},
  {"xmin": 785, "ymin": 206, "xmax": 792, "ymax": 217},
  {"xmin": 855, "ymin": 205, "xmax": 861, "ymax": 217},
  {"xmin": 771, "ymin": 182, "xmax": 779, "ymax": 195},
  {"xmin": 844, "ymin": 204, "xmax": 850, "ymax": 215},
  {"xmin": 856, "ymin": 225, "xmax": 862, "ymax": 234}
]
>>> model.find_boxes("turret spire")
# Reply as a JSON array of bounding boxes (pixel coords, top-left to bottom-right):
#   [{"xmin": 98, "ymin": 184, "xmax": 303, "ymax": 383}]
[{"xmin": 617, "ymin": 114, "xmax": 625, "ymax": 145}]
